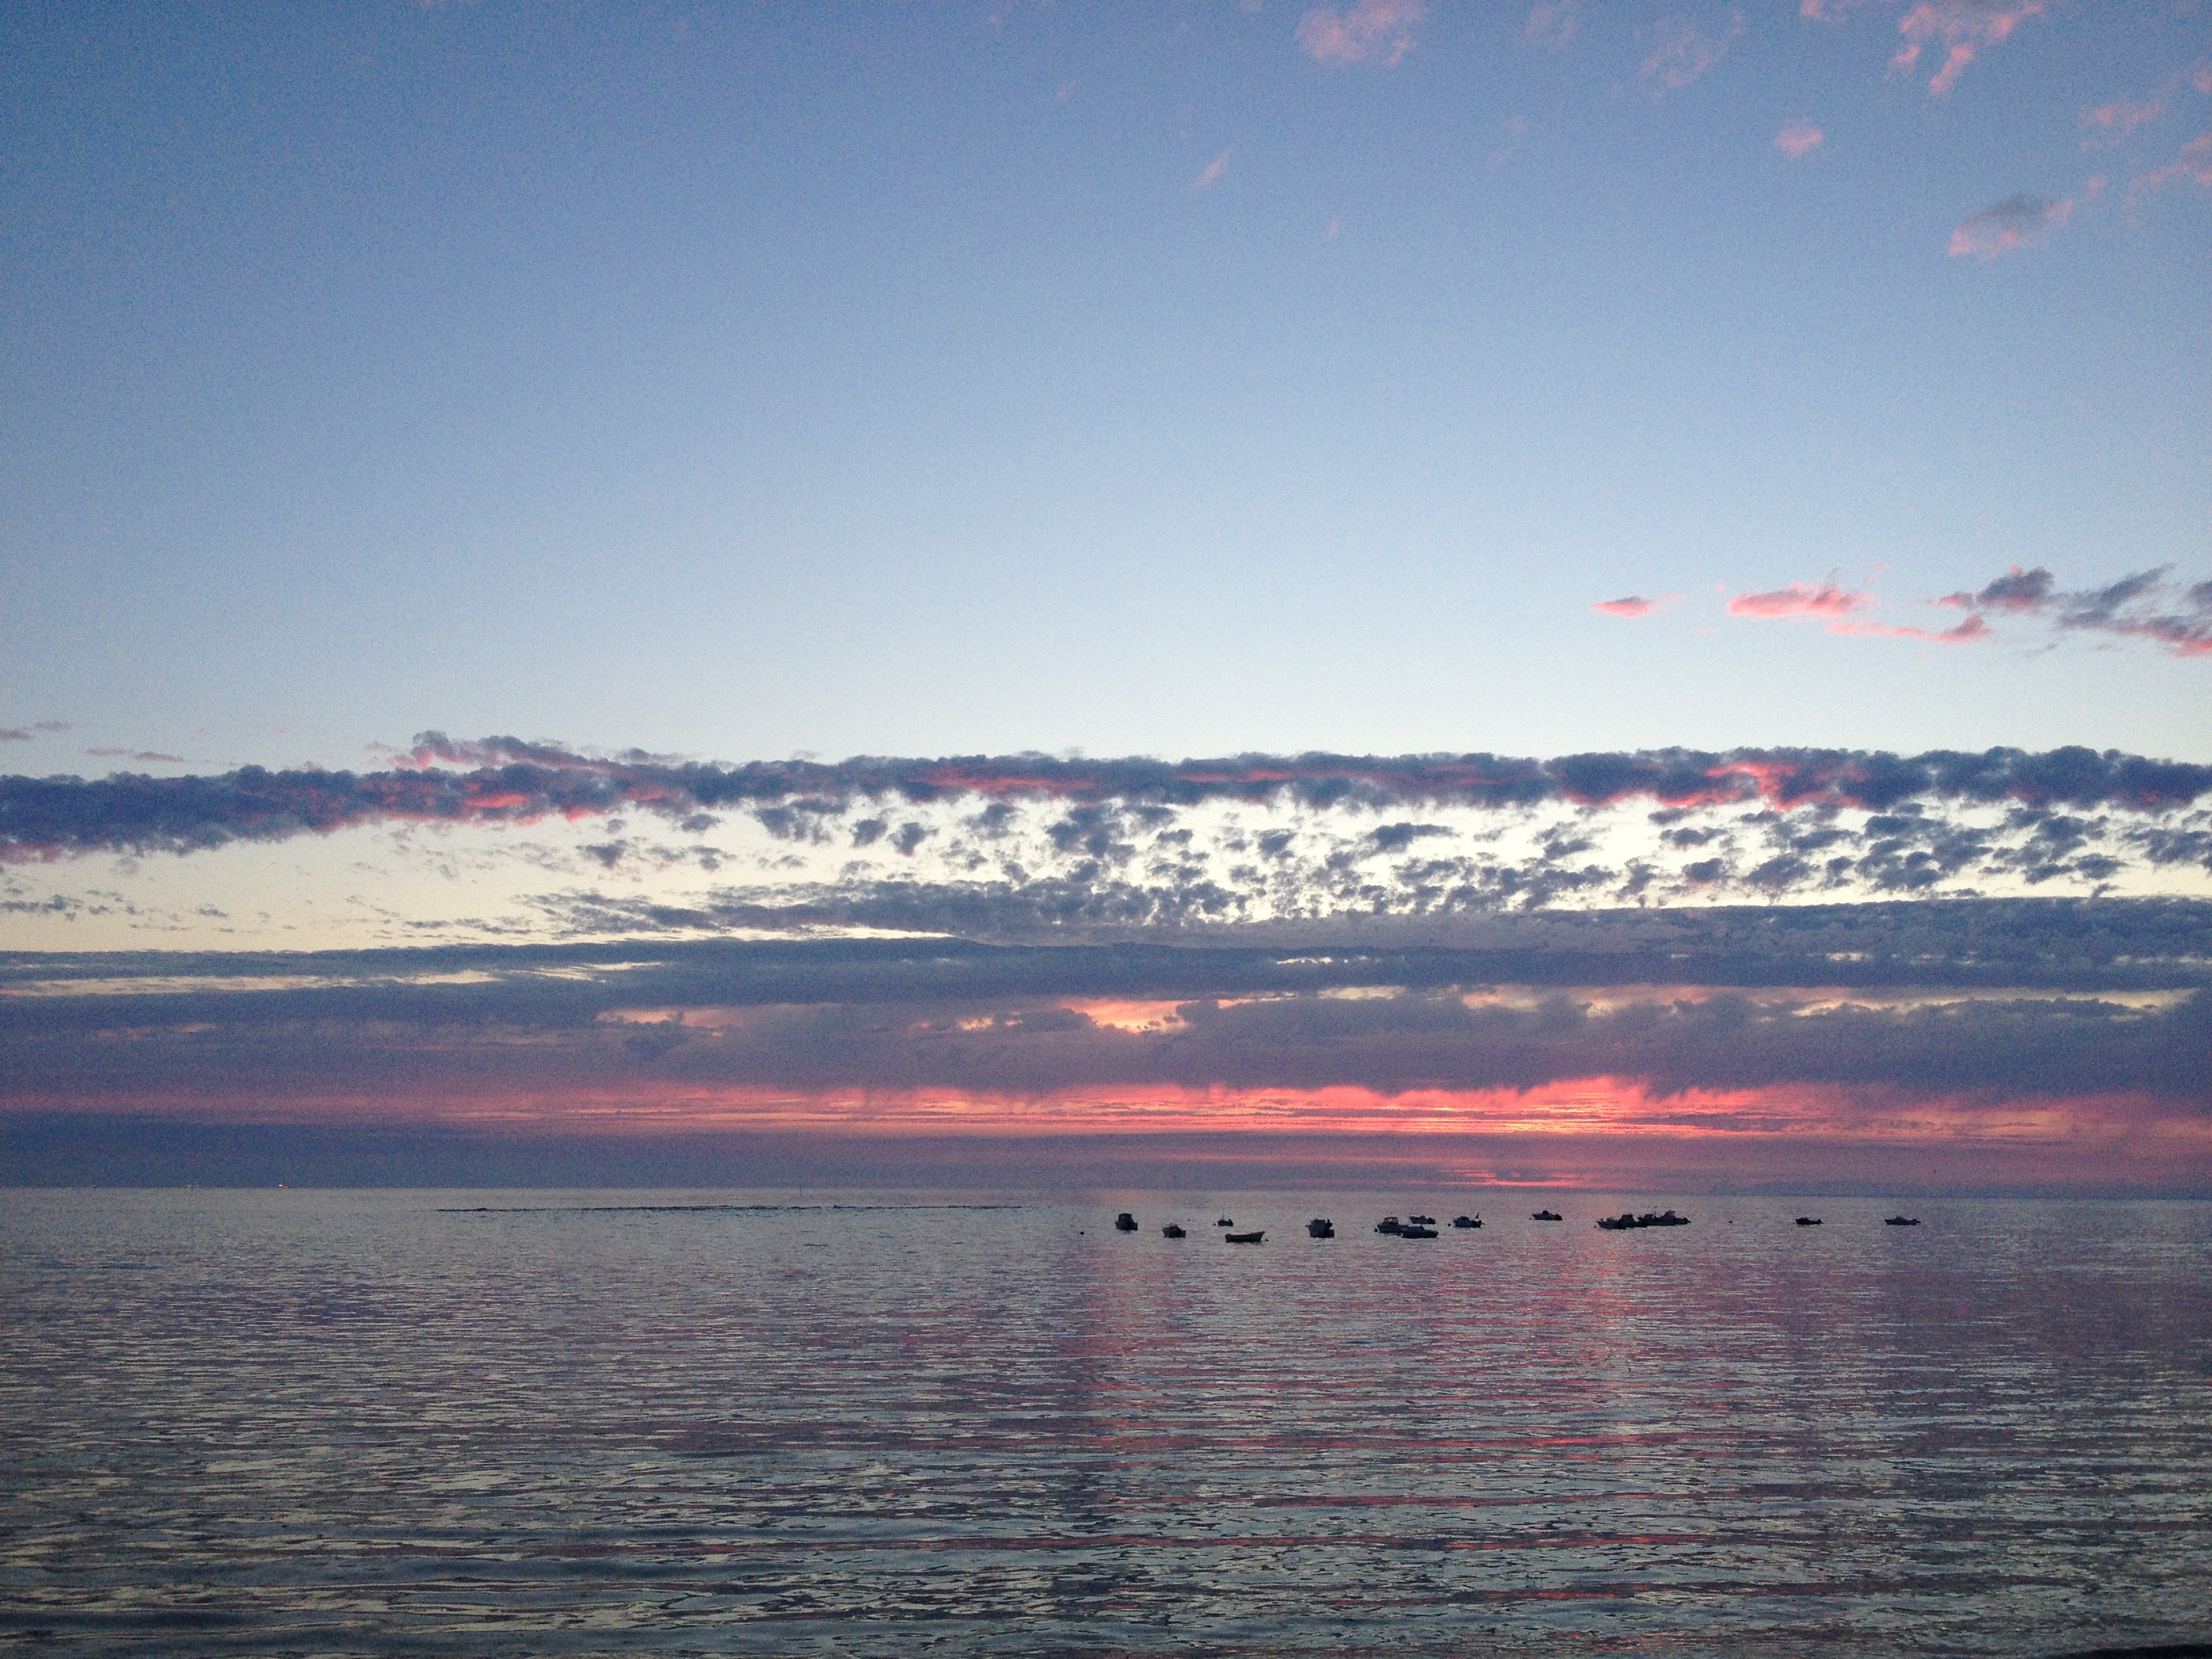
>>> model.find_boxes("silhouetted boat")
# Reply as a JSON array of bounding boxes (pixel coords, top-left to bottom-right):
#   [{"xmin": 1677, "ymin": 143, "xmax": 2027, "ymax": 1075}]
[
  {"xmin": 1398, "ymin": 1225, "xmax": 1438, "ymax": 1240},
  {"xmin": 1450, "ymin": 1214, "xmax": 1481, "ymax": 1229},
  {"xmin": 1531, "ymin": 1209, "xmax": 1563, "ymax": 1221},
  {"xmin": 1597, "ymin": 1210, "xmax": 1691, "ymax": 1230},
  {"xmin": 1307, "ymin": 1218, "xmax": 1335, "ymax": 1238},
  {"xmin": 1162, "ymin": 1224, "xmax": 1187, "ymax": 1238},
  {"xmin": 1884, "ymin": 1216, "xmax": 1921, "ymax": 1226},
  {"xmin": 1374, "ymin": 1216, "xmax": 1403, "ymax": 1234},
  {"xmin": 1796, "ymin": 1216, "xmax": 1822, "ymax": 1226},
  {"xmin": 1225, "ymin": 1229, "xmax": 1265, "ymax": 1244},
  {"xmin": 1215, "ymin": 1217, "xmax": 1234, "ymax": 1227},
  {"xmin": 1114, "ymin": 1212, "xmax": 1138, "ymax": 1232},
  {"xmin": 1408, "ymin": 1214, "xmax": 1436, "ymax": 1225}
]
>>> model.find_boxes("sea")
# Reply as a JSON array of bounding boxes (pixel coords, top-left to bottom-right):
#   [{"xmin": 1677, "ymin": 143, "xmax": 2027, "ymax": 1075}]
[{"xmin": 2, "ymin": 1188, "xmax": 2208, "ymax": 1658}]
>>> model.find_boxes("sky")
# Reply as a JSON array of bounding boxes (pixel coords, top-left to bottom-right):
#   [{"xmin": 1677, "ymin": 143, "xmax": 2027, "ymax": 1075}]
[{"xmin": 3, "ymin": 1, "xmax": 2209, "ymax": 1190}]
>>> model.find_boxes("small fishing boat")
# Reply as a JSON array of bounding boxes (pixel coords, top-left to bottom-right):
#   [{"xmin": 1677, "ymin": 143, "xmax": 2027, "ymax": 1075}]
[
  {"xmin": 1408, "ymin": 1214, "xmax": 1437, "ymax": 1226},
  {"xmin": 1450, "ymin": 1214, "xmax": 1481, "ymax": 1229},
  {"xmin": 1374, "ymin": 1216, "xmax": 1403, "ymax": 1235},
  {"xmin": 1884, "ymin": 1216, "xmax": 1921, "ymax": 1227},
  {"xmin": 1795, "ymin": 1216, "xmax": 1822, "ymax": 1226},
  {"xmin": 1225, "ymin": 1229, "xmax": 1265, "ymax": 1244},
  {"xmin": 1114, "ymin": 1212, "xmax": 1138, "ymax": 1232},
  {"xmin": 1215, "ymin": 1217, "xmax": 1235, "ymax": 1227},
  {"xmin": 1162, "ymin": 1224, "xmax": 1187, "ymax": 1238},
  {"xmin": 1641, "ymin": 1210, "xmax": 1689, "ymax": 1227},
  {"xmin": 1531, "ymin": 1209, "xmax": 1563, "ymax": 1221},
  {"xmin": 1307, "ymin": 1218, "xmax": 1335, "ymax": 1238},
  {"xmin": 1398, "ymin": 1225, "xmax": 1439, "ymax": 1240}
]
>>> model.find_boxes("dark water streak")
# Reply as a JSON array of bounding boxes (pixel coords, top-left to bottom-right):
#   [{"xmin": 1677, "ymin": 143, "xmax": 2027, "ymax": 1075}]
[{"xmin": 2, "ymin": 1189, "xmax": 2208, "ymax": 1656}]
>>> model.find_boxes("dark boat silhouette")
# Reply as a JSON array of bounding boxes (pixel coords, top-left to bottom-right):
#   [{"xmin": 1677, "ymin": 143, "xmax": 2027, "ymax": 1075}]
[
  {"xmin": 1884, "ymin": 1216, "xmax": 1921, "ymax": 1226},
  {"xmin": 1114, "ymin": 1212, "xmax": 1138, "ymax": 1232},
  {"xmin": 1215, "ymin": 1217, "xmax": 1234, "ymax": 1227},
  {"xmin": 1225, "ymin": 1229, "xmax": 1265, "ymax": 1244},
  {"xmin": 1596, "ymin": 1210, "xmax": 1691, "ymax": 1230},
  {"xmin": 1531, "ymin": 1209, "xmax": 1563, "ymax": 1221},
  {"xmin": 1307, "ymin": 1218, "xmax": 1335, "ymax": 1238},
  {"xmin": 1450, "ymin": 1214, "xmax": 1481, "ymax": 1229},
  {"xmin": 1408, "ymin": 1214, "xmax": 1437, "ymax": 1225},
  {"xmin": 1795, "ymin": 1216, "xmax": 1822, "ymax": 1226},
  {"xmin": 1374, "ymin": 1216, "xmax": 1403, "ymax": 1234},
  {"xmin": 1162, "ymin": 1224, "xmax": 1187, "ymax": 1238},
  {"xmin": 1398, "ymin": 1224, "xmax": 1439, "ymax": 1240}
]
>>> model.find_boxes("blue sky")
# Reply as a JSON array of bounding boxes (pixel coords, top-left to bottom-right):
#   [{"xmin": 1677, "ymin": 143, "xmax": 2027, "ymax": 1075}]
[{"xmin": 3, "ymin": 0, "xmax": 2208, "ymax": 771}]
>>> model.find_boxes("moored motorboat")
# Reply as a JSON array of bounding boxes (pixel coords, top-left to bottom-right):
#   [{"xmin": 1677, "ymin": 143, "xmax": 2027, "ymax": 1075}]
[
  {"xmin": 1883, "ymin": 1216, "xmax": 1921, "ymax": 1226},
  {"xmin": 1597, "ymin": 1210, "xmax": 1692, "ymax": 1229},
  {"xmin": 1531, "ymin": 1209, "xmax": 1563, "ymax": 1221},
  {"xmin": 1408, "ymin": 1214, "xmax": 1437, "ymax": 1225},
  {"xmin": 1114, "ymin": 1212, "xmax": 1139, "ymax": 1232},
  {"xmin": 1398, "ymin": 1224, "xmax": 1438, "ymax": 1240},
  {"xmin": 1307, "ymin": 1218, "xmax": 1335, "ymax": 1238},
  {"xmin": 1374, "ymin": 1216, "xmax": 1403, "ymax": 1234},
  {"xmin": 1450, "ymin": 1214, "xmax": 1481, "ymax": 1229},
  {"xmin": 1795, "ymin": 1216, "xmax": 1822, "ymax": 1226},
  {"xmin": 1225, "ymin": 1229, "xmax": 1265, "ymax": 1244},
  {"xmin": 1162, "ymin": 1223, "xmax": 1187, "ymax": 1238},
  {"xmin": 1215, "ymin": 1217, "xmax": 1235, "ymax": 1227}
]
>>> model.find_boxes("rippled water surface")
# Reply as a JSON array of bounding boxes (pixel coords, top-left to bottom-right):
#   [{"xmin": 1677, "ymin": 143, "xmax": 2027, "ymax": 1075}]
[{"xmin": 3, "ymin": 1189, "xmax": 2209, "ymax": 1657}]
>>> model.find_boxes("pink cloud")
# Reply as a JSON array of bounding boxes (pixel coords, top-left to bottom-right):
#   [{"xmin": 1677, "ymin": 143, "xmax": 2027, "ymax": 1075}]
[
  {"xmin": 1946, "ymin": 192, "xmax": 2076, "ymax": 258},
  {"xmin": 1591, "ymin": 594, "xmax": 1679, "ymax": 618},
  {"xmin": 1523, "ymin": 1, "xmax": 1576, "ymax": 50},
  {"xmin": 1831, "ymin": 614, "xmax": 1991, "ymax": 644},
  {"xmin": 1726, "ymin": 581, "xmax": 1874, "ymax": 621},
  {"xmin": 2131, "ymin": 131, "xmax": 2212, "ymax": 199},
  {"xmin": 2081, "ymin": 97, "xmax": 2165, "ymax": 146},
  {"xmin": 1191, "ymin": 149, "xmax": 1231, "ymax": 191},
  {"xmin": 2194, "ymin": 66, "xmax": 2212, "ymax": 96},
  {"xmin": 1639, "ymin": 9, "xmax": 1745, "ymax": 94},
  {"xmin": 1775, "ymin": 121, "xmax": 1826, "ymax": 157},
  {"xmin": 1296, "ymin": 0, "xmax": 1425, "ymax": 68},
  {"xmin": 1893, "ymin": 1, "xmax": 2045, "ymax": 96}
]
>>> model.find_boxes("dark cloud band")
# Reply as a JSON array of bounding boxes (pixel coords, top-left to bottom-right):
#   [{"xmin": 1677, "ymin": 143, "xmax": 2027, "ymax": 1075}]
[{"xmin": 5, "ymin": 739, "xmax": 2208, "ymax": 861}]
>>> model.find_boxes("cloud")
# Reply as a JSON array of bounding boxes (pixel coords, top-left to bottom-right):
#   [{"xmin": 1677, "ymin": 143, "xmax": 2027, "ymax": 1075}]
[
  {"xmin": 1726, "ymin": 580, "xmax": 1872, "ymax": 622},
  {"xmin": 1775, "ymin": 121, "xmax": 1826, "ymax": 157},
  {"xmin": 1591, "ymin": 594, "xmax": 1676, "ymax": 618},
  {"xmin": 1191, "ymin": 149, "xmax": 1231, "ymax": 191},
  {"xmin": 5, "ymin": 739, "xmax": 2210, "ymax": 883},
  {"xmin": 1296, "ymin": 0, "xmax": 1424, "ymax": 67},
  {"xmin": 1947, "ymin": 193, "xmax": 2075, "ymax": 258},
  {"xmin": 0, "ymin": 731, "xmax": 30, "ymax": 744},
  {"xmin": 1940, "ymin": 565, "xmax": 2212, "ymax": 657},
  {"xmin": 2081, "ymin": 97, "xmax": 2165, "ymax": 146},
  {"xmin": 1523, "ymin": 1, "xmax": 1576, "ymax": 50},
  {"xmin": 1893, "ymin": 1, "xmax": 2045, "ymax": 96},
  {"xmin": 1639, "ymin": 9, "xmax": 1744, "ymax": 94},
  {"xmin": 2131, "ymin": 131, "xmax": 2212, "ymax": 198}
]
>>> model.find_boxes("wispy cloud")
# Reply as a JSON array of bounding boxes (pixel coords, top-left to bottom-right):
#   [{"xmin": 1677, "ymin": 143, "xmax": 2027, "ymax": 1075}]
[
  {"xmin": 1639, "ymin": 9, "xmax": 1744, "ymax": 94},
  {"xmin": 1774, "ymin": 121, "xmax": 1826, "ymax": 157},
  {"xmin": 2131, "ymin": 131, "xmax": 2212, "ymax": 199},
  {"xmin": 2081, "ymin": 96, "xmax": 2165, "ymax": 147},
  {"xmin": 1523, "ymin": 1, "xmax": 1577, "ymax": 51},
  {"xmin": 1942, "ymin": 565, "xmax": 2212, "ymax": 658},
  {"xmin": 1726, "ymin": 580, "xmax": 1872, "ymax": 622},
  {"xmin": 1893, "ymin": 1, "xmax": 2046, "ymax": 96},
  {"xmin": 1296, "ymin": 0, "xmax": 1425, "ymax": 68},
  {"xmin": 1191, "ymin": 148, "xmax": 1232, "ymax": 191},
  {"xmin": 1946, "ymin": 192, "xmax": 2076, "ymax": 258},
  {"xmin": 1591, "ymin": 594, "xmax": 1677, "ymax": 618}
]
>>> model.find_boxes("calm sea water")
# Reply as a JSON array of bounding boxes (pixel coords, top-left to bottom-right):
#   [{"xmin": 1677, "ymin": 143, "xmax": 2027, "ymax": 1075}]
[{"xmin": 2, "ymin": 1188, "xmax": 2208, "ymax": 1658}]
